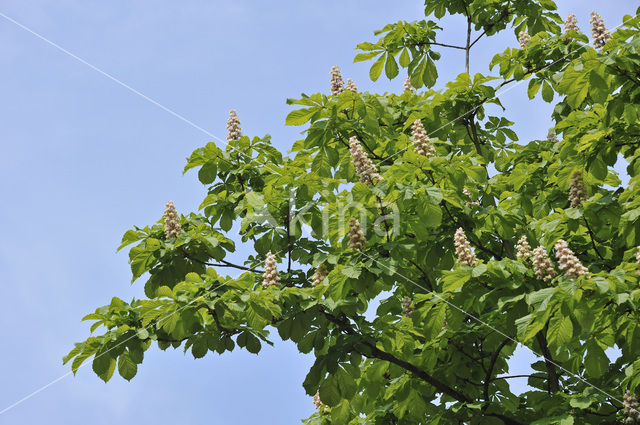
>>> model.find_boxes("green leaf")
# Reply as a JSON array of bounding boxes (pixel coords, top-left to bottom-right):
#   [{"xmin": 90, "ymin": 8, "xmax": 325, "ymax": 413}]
[
  {"xmin": 237, "ymin": 331, "xmax": 261, "ymax": 354},
  {"xmin": 569, "ymin": 395, "xmax": 593, "ymax": 409},
  {"xmin": 118, "ymin": 230, "xmax": 144, "ymax": 252},
  {"xmin": 589, "ymin": 157, "xmax": 607, "ymax": 181},
  {"xmin": 441, "ymin": 269, "xmax": 471, "ymax": 292},
  {"xmin": 384, "ymin": 52, "xmax": 399, "ymax": 80},
  {"xmin": 547, "ymin": 314, "xmax": 573, "ymax": 348},
  {"xmin": 319, "ymin": 374, "xmax": 341, "ymax": 407},
  {"xmin": 369, "ymin": 53, "xmax": 386, "ymax": 81},
  {"xmin": 541, "ymin": 81, "xmax": 554, "ymax": 102},
  {"xmin": 117, "ymin": 351, "xmax": 138, "ymax": 381},
  {"xmin": 584, "ymin": 342, "xmax": 608, "ymax": 378},
  {"xmin": 528, "ymin": 79, "xmax": 541, "ymax": 99},
  {"xmin": 472, "ymin": 263, "xmax": 487, "ymax": 277},
  {"xmin": 92, "ymin": 353, "xmax": 116, "ymax": 383},
  {"xmin": 136, "ymin": 328, "xmax": 150, "ymax": 340},
  {"xmin": 285, "ymin": 108, "xmax": 316, "ymax": 126},
  {"xmin": 198, "ymin": 162, "xmax": 217, "ymax": 185},
  {"xmin": 342, "ymin": 264, "xmax": 362, "ymax": 279},
  {"xmin": 399, "ymin": 48, "xmax": 410, "ymax": 67}
]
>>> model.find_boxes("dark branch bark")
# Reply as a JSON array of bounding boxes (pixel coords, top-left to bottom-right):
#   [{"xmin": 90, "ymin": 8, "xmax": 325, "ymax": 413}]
[
  {"xmin": 465, "ymin": 17, "xmax": 471, "ymax": 73},
  {"xmin": 181, "ymin": 249, "xmax": 264, "ymax": 273},
  {"xmin": 535, "ymin": 332, "xmax": 560, "ymax": 393},
  {"xmin": 583, "ymin": 217, "xmax": 605, "ymax": 261},
  {"xmin": 320, "ymin": 309, "xmax": 524, "ymax": 425},
  {"xmin": 483, "ymin": 338, "xmax": 511, "ymax": 405}
]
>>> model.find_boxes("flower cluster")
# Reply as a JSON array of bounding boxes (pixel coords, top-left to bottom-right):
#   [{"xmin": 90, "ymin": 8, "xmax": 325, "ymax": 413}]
[
  {"xmin": 163, "ymin": 201, "xmax": 183, "ymax": 238},
  {"xmin": 312, "ymin": 265, "xmax": 327, "ymax": 287},
  {"xmin": 547, "ymin": 130, "xmax": 557, "ymax": 142},
  {"xmin": 348, "ymin": 218, "xmax": 366, "ymax": 250},
  {"xmin": 516, "ymin": 236, "xmax": 532, "ymax": 260},
  {"xmin": 345, "ymin": 78, "xmax": 358, "ymax": 93},
  {"xmin": 565, "ymin": 14, "xmax": 579, "ymax": 32},
  {"xmin": 330, "ymin": 65, "xmax": 345, "ymax": 95},
  {"xmin": 532, "ymin": 246, "xmax": 556, "ymax": 282},
  {"xmin": 518, "ymin": 31, "xmax": 531, "ymax": 48},
  {"xmin": 401, "ymin": 296, "xmax": 414, "ymax": 318},
  {"xmin": 590, "ymin": 11, "xmax": 611, "ymax": 49},
  {"xmin": 624, "ymin": 392, "xmax": 640, "ymax": 424},
  {"xmin": 349, "ymin": 136, "xmax": 382, "ymax": 184},
  {"xmin": 569, "ymin": 171, "xmax": 587, "ymax": 208},
  {"xmin": 226, "ymin": 109, "xmax": 242, "ymax": 141},
  {"xmin": 313, "ymin": 391, "xmax": 329, "ymax": 412},
  {"xmin": 411, "ymin": 120, "xmax": 435, "ymax": 157},
  {"xmin": 554, "ymin": 239, "xmax": 588, "ymax": 280},
  {"xmin": 454, "ymin": 228, "xmax": 477, "ymax": 267},
  {"xmin": 403, "ymin": 77, "xmax": 415, "ymax": 93},
  {"xmin": 463, "ymin": 187, "xmax": 480, "ymax": 208},
  {"xmin": 262, "ymin": 251, "xmax": 280, "ymax": 287},
  {"xmin": 636, "ymin": 246, "xmax": 640, "ymax": 275}
]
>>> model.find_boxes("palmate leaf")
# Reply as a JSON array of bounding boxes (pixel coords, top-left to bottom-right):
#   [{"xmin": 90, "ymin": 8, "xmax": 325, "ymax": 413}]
[{"xmin": 63, "ymin": 1, "xmax": 640, "ymax": 423}]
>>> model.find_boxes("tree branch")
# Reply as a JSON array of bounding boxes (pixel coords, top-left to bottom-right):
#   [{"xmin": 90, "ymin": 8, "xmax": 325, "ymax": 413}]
[
  {"xmin": 483, "ymin": 338, "xmax": 511, "ymax": 406},
  {"xmin": 181, "ymin": 249, "xmax": 264, "ymax": 273},
  {"xmin": 465, "ymin": 16, "xmax": 471, "ymax": 73},
  {"xmin": 320, "ymin": 309, "xmax": 471, "ymax": 402},
  {"xmin": 583, "ymin": 217, "xmax": 605, "ymax": 261},
  {"xmin": 535, "ymin": 331, "xmax": 560, "ymax": 393}
]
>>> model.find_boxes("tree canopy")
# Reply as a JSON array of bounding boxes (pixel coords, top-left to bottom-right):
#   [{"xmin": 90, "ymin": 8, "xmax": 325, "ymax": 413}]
[{"xmin": 65, "ymin": 1, "xmax": 640, "ymax": 423}]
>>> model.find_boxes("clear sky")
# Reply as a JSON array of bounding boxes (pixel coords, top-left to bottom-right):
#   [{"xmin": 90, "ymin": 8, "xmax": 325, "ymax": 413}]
[{"xmin": 0, "ymin": 1, "xmax": 636, "ymax": 424}]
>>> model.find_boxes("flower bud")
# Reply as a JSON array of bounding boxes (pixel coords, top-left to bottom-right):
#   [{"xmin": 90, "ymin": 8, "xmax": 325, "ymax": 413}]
[
  {"xmin": 554, "ymin": 239, "xmax": 588, "ymax": 280},
  {"xmin": 463, "ymin": 187, "xmax": 480, "ymax": 208},
  {"xmin": 313, "ymin": 391, "xmax": 329, "ymax": 412},
  {"xmin": 565, "ymin": 14, "xmax": 579, "ymax": 33},
  {"xmin": 262, "ymin": 251, "xmax": 281, "ymax": 287},
  {"xmin": 569, "ymin": 171, "xmax": 587, "ymax": 208},
  {"xmin": 411, "ymin": 120, "xmax": 435, "ymax": 158},
  {"xmin": 403, "ymin": 77, "xmax": 415, "ymax": 93},
  {"xmin": 345, "ymin": 78, "xmax": 358, "ymax": 93},
  {"xmin": 312, "ymin": 265, "xmax": 327, "ymax": 287},
  {"xmin": 590, "ymin": 11, "xmax": 611, "ymax": 49},
  {"xmin": 454, "ymin": 228, "xmax": 477, "ymax": 267},
  {"xmin": 163, "ymin": 201, "xmax": 184, "ymax": 239},
  {"xmin": 516, "ymin": 236, "xmax": 532, "ymax": 260},
  {"xmin": 349, "ymin": 136, "xmax": 382, "ymax": 185},
  {"xmin": 348, "ymin": 218, "xmax": 366, "ymax": 250},
  {"xmin": 330, "ymin": 65, "xmax": 345, "ymax": 95},
  {"xmin": 518, "ymin": 31, "xmax": 531, "ymax": 48},
  {"xmin": 623, "ymin": 391, "xmax": 640, "ymax": 423},
  {"xmin": 532, "ymin": 246, "xmax": 556, "ymax": 282},
  {"xmin": 401, "ymin": 296, "xmax": 414, "ymax": 318},
  {"xmin": 226, "ymin": 109, "xmax": 242, "ymax": 141}
]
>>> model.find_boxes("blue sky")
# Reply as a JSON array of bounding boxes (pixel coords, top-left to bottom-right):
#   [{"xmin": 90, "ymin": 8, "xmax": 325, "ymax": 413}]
[{"xmin": 0, "ymin": 1, "xmax": 636, "ymax": 424}]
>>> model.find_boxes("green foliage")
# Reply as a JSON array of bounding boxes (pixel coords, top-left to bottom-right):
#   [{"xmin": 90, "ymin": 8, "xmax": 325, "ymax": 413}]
[{"xmin": 66, "ymin": 1, "xmax": 640, "ymax": 424}]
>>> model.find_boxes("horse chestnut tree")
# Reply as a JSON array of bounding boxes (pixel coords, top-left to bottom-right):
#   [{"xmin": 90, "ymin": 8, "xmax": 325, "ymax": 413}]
[{"xmin": 65, "ymin": 1, "xmax": 640, "ymax": 423}]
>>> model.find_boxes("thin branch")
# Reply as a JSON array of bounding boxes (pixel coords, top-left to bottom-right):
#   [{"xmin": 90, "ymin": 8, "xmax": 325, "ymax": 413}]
[
  {"xmin": 320, "ymin": 309, "xmax": 471, "ymax": 403},
  {"xmin": 583, "ymin": 217, "xmax": 605, "ymax": 261},
  {"xmin": 483, "ymin": 338, "xmax": 511, "ymax": 406},
  {"xmin": 286, "ymin": 199, "xmax": 292, "ymax": 273},
  {"xmin": 493, "ymin": 374, "xmax": 545, "ymax": 381},
  {"xmin": 465, "ymin": 16, "xmax": 471, "ymax": 73},
  {"xmin": 536, "ymin": 331, "xmax": 560, "ymax": 393},
  {"xmin": 181, "ymin": 249, "xmax": 264, "ymax": 273}
]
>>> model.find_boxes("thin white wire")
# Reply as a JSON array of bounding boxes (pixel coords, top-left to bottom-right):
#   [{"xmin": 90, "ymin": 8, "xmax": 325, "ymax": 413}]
[
  {"xmin": 0, "ymin": 11, "xmax": 279, "ymax": 174},
  {"xmin": 0, "ymin": 224, "xmax": 291, "ymax": 417},
  {"xmin": 356, "ymin": 249, "xmax": 626, "ymax": 406},
  {"xmin": 0, "ymin": 280, "xmax": 228, "ymax": 416},
  {"xmin": 0, "ymin": 5, "xmax": 635, "ymax": 418},
  {"xmin": 380, "ymin": 13, "xmax": 638, "ymax": 165}
]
